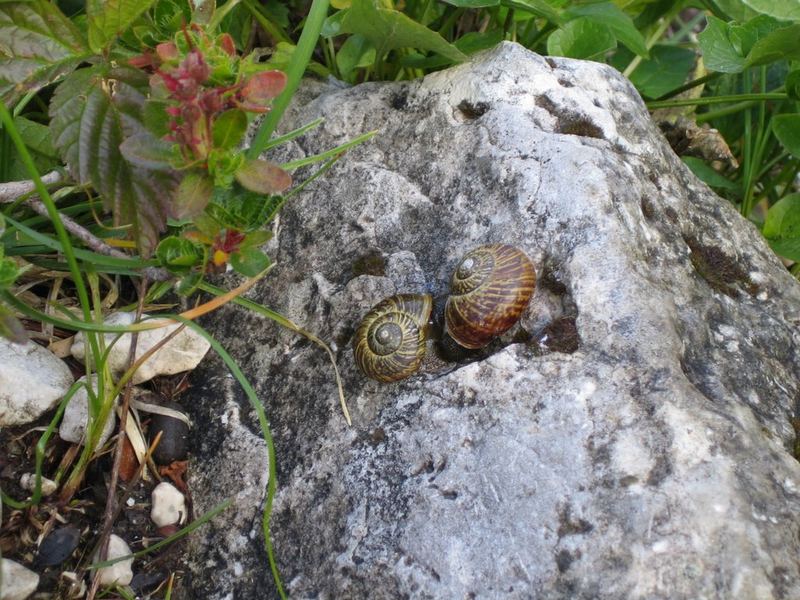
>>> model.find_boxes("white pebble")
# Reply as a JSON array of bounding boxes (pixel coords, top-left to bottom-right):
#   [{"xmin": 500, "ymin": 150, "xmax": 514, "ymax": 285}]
[
  {"xmin": 151, "ymin": 482, "xmax": 187, "ymax": 527},
  {"xmin": 19, "ymin": 473, "xmax": 58, "ymax": 497},
  {"xmin": 0, "ymin": 558, "xmax": 39, "ymax": 600},
  {"xmin": 92, "ymin": 534, "xmax": 133, "ymax": 587}
]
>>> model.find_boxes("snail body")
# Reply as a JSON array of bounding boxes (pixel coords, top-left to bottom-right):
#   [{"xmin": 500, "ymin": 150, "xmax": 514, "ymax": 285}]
[
  {"xmin": 445, "ymin": 244, "xmax": 536, "ymax": 349},
  {"xmin": 353, "ymin": 293, "xmax": 433, "ymax": 382}
]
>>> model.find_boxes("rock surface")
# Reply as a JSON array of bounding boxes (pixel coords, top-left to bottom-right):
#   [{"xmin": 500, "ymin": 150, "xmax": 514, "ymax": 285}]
[
  {"xmin": 0, "ymin": 558, "xmax": 38, "ymax": 600},
  {"xmin": 71, "ymin": 312, "xmax": 211, "ymax": 384},
  {"xmin": 59, "ymin": 375, "xmax": 117, "ymax": 446},
  {"xmin": 0, "ymin": 339, "xmax": 74, "ymax": 427},
  {"xmin": 182, "ymin": 42, "xmax": 800, "ymax": 599}
]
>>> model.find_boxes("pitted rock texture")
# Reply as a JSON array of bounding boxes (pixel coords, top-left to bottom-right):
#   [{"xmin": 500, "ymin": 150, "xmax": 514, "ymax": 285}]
[{"xmin": 182, "ymin": 42, "xmax": 800, "ymax": 599}]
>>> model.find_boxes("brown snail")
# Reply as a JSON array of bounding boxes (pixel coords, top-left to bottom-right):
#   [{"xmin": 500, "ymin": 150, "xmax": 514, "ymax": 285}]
[
  {"xmin": 353, "ymin": 293, "xmax": 433, "ymax": 382},
  {"xmin": 444, "ymin": 244, "xmax": 536, "ymax": 349},
  {"xmin": 352, "ymin": 244, "xmax": 535, "ymax": 381}
]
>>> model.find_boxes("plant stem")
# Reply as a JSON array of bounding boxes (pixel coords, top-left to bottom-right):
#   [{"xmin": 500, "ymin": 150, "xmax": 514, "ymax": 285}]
[
  {"xmin": 655, "ymin": 72, "xmax": 722, "ymax": 101},
  {"xmin": 247, "ymin": 0, "xmax": 331, "ymax": 158},
  {"xmin": 647, "ymin": 92, "xmax": 786, "ymax": 109}
]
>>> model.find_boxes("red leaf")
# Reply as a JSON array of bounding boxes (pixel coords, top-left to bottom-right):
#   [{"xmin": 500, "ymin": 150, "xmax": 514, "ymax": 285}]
[
  {"xmin": 240, "ymin": 71, "xmax": 287, "ymax": 105},
  {"xmin": 234, "ymin": 159, "xmax": 291, "ymax": 194}
]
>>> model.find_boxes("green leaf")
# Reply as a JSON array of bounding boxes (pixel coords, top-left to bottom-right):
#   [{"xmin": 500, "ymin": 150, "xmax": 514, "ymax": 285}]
[
  {"xmin": 208, "ymin": 187, "xmax": 286, "ymax": 231},
  {"xmin": 49, "ymin": 66, "xmax": 179, "ymax": 256},
  {"xmin": 230, "ymin": 246, "xmax": 271, "ymax": 276},
  {"xmin": 501, "ymin": 0, "xmax": 562, "ymax": 23},
  {"xmin": 86, "ymin": 0, "xmax": 158, "ymax": 52},
  {"xmin": 321, "ymin": 10, "xmax": 348, "ymax": 38},
  {"xmin": 615, "ymin": 45, "xmax": 695, "ymax": 99},
  {"xmin": 682, "ymin": 157, "xmax": 739, "ymax": 191},
  {"xmin": 119, "ymin": 132, "xmax": 175, "ymax": 170},
  {"xmin": 212, "ymin": 109, "xmax": 248, "ymax": 149},
  {"xmin": 6, "ymin": 116, "xmax": 59, "ymax": 179},
  {"xmin": 0, "ymin": 255, "xmax": 19, "ymax": 287},
  {"xmin": 441, "ymin": 0, "xmax": 499, "ymax": 7},
  {"xmin": 174, "ymin": 172, "xmax": 215, "ymax": 219},
  {"xmin": 767, "ymin": 237, "xmax": 800, "ymax": 261},
  {"xmin": 763, "ymin": 193, "xmax": 800, "ymax": 239},
  {"xmin": 742, "ymin": 0, "xmax": 800, "ymax": 22},
  {"xmin": 547, "ymin": 18, "xmax": 617, "ymax": 60},
  {"xmin": 786, "ymin": 70, "xmax": 800, "ymax": 100},
  {"xmin": 699, "ymin": 15, "xmax": 800, "ymax": 73},
  {"xmin": 0, "ymin": 0, "xmax": 88, "ymax": 105},
  {"xmin": 336, "ymin": 34, "xmax": 376, "ymax": 79},
  {"xmin": 564, "ymin": 2, "xmax": 648, "ymax": 57},
  {"xmin": 156, "ymin": 235, "xmax": 203, "ymax": 270},
  {"xmin": 235, "ymin": 159, "xmax": 291, "ymax": 194},
  {"xmin": 698, "ymin": 16, "xmax": 747, "ymax": 73},
  {"xmin": 339, "ymin": 0, "xmax": 467, "ymax": 63},
  {"xmin": 772, "ymin": 114, "xmax": 800, "ymax": 157}
]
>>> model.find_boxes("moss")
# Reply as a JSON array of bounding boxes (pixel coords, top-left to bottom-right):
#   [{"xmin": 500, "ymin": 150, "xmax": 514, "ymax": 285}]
[{"xmin": 685, "ymin": 236, "xmax": 759, "ymax": 297}]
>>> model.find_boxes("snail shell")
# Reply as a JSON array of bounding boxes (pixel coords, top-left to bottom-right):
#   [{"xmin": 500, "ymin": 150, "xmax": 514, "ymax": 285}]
[
  {"xmin": 353, "ymin": 293, "xmax": 433, "ymax": 382},
  {"xmin": 445, "ymin": 244, "xmax": 536, "ymax": 349}
]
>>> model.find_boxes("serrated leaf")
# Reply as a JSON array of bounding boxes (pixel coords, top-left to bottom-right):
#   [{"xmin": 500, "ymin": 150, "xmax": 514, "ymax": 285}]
[
  {"xmin": 772, "ymin": 114, "xmax": 800, "ymax": 157},
  {"xmin": 119, "ymin": 132, "xmax": 175, "ymax": 170},
  {"xmin": 230, "ymin": 246, "xmax": 270, "ymax": 276},
  {"xmin": 86, "ymin": 0, "xmax": 158, "ymax": 52},
  {"xmin": 339, "ymin": 0, "xmax": 466, "ymax": 63},
  {"xmin": 0, "ymin": 0, "xmax": 88, "ymax": 104},
  {"xmin": 564, "ymin": 2, "xmax": 648, "ymax": 57},
  {"xmin": 547, "ymin": 18, "xmax": 617, "ymax": 60},
  {"xmin": 742, "ymin": 0, "xmax": 800, "ymax": 22},
  {"xmin": 50, "ymin": 66, "xmax": 178, "ymax": 256},
  {"xmin": 235, "ymin": 159, "xmax": 291, "ymax": 194},
  {"xmin": 174, "ymin": 172, "xmax": 214, "ymax": 219},
  {"xmin": 764, "ymin": 193, "xmax": 800, "ymax": 239},
  {"xmin": 208, "ymin": 186, "xmax": 286, "ymax": 231},
  {"xmin": 212, "ymin": 109, "xmax": 248, "ymax": 149}
]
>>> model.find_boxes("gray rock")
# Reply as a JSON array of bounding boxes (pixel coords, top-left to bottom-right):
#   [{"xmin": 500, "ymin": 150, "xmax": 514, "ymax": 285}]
[
  {"xmin": 0, "ymin": 339, "xmax": 74, "ymax": 427},
  {"xmin": 71, "ymin": 312, "xmax": 211, "ymax": 384},
  {"xmin": 0, "ymin": 559, "xmax": 38, "ymax": 600},
  {"xmin": 182, "ymin": 42, "xmax": 800, "ymax": 600}
]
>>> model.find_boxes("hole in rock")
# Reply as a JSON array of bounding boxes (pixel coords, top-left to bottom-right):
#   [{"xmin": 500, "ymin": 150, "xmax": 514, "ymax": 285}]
[
  {"xmin": 456, "ymin": 99, "xmax": 490, "ymax": 119},
  {"xmin": 351, "ymin": 250, "xmax": 386, "ymax": 277},
  {"xmin": 684, "ymin": 236, "xmax": 759, "ymax": 298},
  {"xmin": 534, "ymin": 96, "xmax": 604, "ymax": 139}
]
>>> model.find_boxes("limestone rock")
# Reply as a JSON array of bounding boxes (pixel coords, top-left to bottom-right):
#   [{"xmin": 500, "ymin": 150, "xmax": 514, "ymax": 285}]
[
  {"xmin": 182, "ymin": 43, "xmax": 800, "ymax": 599},
  {"xmin": 0, "ymin": 339, "xmax": 73, "ymax": 427},
  {"xmin": 93, "ymin": 534, "xmax": 133, "ymax": 587},
  {"xmin": 151, "ymin": 482, "xmax": 187, "ymax": 527},
  {"xmin": 0, "ymin": 559, "xmax": 38, "ymax": 600},
  {"xmin": 59, "ymin": 375, "xmax": 117, "ymax": 447},
  {"xmin": 71, "ymin": 312, "xmax": 211, "ymax": 384}
]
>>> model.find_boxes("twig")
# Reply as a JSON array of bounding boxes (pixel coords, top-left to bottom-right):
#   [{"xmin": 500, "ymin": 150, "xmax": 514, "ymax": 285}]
[
  {"xmin": 0, "ymin": 170, "xmax": 64, "ymax": 203},
  {"xmin": 1, "ymin": 170, "xmax": 172, "ymax": 281}
]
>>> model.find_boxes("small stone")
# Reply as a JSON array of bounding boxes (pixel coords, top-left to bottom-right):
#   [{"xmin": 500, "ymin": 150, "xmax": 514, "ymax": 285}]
[
  {"xmin": 0, "ymin": 558, "xmax": 39, "ymax": 600},
  {"xmin": 151, "ymin": 482, "xmax": 187, "ymax": 527},
  {"xmin": 0, "ymin": 339, "xmax": 74, "ymax": 427},
  {"xmin": 19, "ymin": 473, "xmax": 57, "ymax": 497},
  {"xmin": 93, "ymin": 534, "xmax": 133, "ymax": 587},
  {"xmin": 59, "ymin": 375, "xmax": 117, "ymax": 447},
  {"xmin": 148, "ymin": 401, "xmax": 189, "ymax": 465},
  {"xmin": 71, "ymin": 312, "xmax": 211, "ymax": 384},
  {"xmin": 36, "ymin": 526, "xmax": 81, "ymax": 567}
]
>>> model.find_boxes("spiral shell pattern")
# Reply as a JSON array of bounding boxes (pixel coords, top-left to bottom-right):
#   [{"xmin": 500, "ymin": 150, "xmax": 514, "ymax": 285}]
[
  {"xmin": 445, "ymin": 244, "xmax": 536, "ymax": 349},
  {"xmin": 353, "ymin": 294, "xmax": 433, "ymax": 382}
]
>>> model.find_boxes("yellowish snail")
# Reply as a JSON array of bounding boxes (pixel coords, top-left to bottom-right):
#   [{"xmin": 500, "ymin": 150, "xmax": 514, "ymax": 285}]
[{"xmin": 352, "ymin": 244, "xmax": 536, "ymax": 382}]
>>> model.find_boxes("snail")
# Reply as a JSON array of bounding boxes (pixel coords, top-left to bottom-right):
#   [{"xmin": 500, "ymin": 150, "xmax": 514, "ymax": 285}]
[
  {"xmin": 444, "ymin": 244, "xmax": 536, "ymax": 349},
  {"xmin": 352, "ymin": 293, "xmax": 433, "ymax": 382},
  {"xmin": 353, "ymin": 244, "xmax": 536, "ymax": 382}
]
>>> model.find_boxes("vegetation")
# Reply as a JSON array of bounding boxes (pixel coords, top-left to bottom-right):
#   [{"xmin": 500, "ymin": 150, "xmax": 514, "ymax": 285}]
[{"xmin": 1, "ymin": 0, "xmax": 799, "ymax": 597}]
